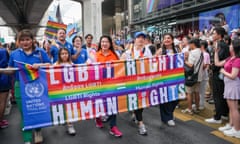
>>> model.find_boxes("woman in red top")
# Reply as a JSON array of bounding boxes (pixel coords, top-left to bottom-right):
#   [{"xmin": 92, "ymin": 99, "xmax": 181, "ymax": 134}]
[
  {"xmin": 215, "ymin": 39, "xmax": 240, "ymax": 138},
  {"xmin": 95, "ymin": 35, "xmax": 122, "ymax": 137}
]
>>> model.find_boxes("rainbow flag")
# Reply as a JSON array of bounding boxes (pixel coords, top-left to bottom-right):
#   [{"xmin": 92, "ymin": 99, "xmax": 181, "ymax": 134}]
[
  {"xmin": 67, "ymin": 27, "xmax": 77, "ymax": 37},
  {"xmin": 15, "ymin": 61, "xmax": 39, "ymax": 83},
  {"xmin": 45, "ymin": 21, "xmax": 67, "ymax": 39}
]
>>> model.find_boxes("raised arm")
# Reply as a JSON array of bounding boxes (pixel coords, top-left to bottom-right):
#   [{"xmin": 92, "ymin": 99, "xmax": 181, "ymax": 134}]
[{"xmin": 214, "ymin": 48, "xmax": 226, "ymax": 67}]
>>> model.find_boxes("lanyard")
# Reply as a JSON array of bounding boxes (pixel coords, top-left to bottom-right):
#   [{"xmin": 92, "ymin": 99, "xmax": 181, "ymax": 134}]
[{"xmin": 131, "ymin": 47, "xmax": 145, "ymax": 59}]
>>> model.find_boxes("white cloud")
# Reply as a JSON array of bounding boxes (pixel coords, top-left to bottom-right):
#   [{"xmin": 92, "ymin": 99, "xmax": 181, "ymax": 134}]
[{"xmin": 59, "ymin": 0, "xmax": 82, "ymax": 24}]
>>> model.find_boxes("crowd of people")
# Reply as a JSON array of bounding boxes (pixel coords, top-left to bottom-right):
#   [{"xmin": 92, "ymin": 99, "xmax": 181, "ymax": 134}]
[{"xmin": 0, "ymin": 25, "xmax": 240, "ymax": 144}]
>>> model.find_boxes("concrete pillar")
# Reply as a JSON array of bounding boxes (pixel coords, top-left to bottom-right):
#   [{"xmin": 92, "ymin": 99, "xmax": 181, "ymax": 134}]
[
  {"xmin": 82, "ymin": 0, "xmax": 103, "ymax": 43},
  {"xmin": 128, "ymin": 0, "xmax": 132, "ymax": 25},
  {"xmin": 115, "ymin": 13, "xmax": 122, "ymax": 34}
]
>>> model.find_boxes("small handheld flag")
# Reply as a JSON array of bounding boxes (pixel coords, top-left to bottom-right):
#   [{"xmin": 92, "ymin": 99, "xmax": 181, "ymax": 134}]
[{"xmin": 15, "ymin": 61, "xmax": 39, "ymax": 83}]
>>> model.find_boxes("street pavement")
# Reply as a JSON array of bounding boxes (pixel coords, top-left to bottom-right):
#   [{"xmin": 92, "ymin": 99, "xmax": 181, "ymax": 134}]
[{"xmin": 0, "ymin": 102, "xmax": 239, "ymax": 144}]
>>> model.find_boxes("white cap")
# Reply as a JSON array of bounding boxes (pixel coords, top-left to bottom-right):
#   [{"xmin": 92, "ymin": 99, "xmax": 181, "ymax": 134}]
[{"xmin": 231, "ymin": 29, "xmax": 238, "ymax": 33}]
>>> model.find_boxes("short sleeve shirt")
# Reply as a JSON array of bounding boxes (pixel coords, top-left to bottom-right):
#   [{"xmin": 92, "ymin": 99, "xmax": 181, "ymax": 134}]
[
  {"xmin": 50, "ymin": 40, "xmax": 74, "ymax": 63},
  {"xmin": 8, "ymin": 48, "xmax": 50, "ymax": 80},
  {"xmin": 96, "ymin": 50, "xmax": 118, "ymax": 62},
  {"xmin": 224, "ymin": 58, "xmax": 240, "ymax": 78},
  {"xmin": 188, "ymin": 48, "xmax": 204, "ymax": 81},
  {"xmin": 182, "ymin": 46, "xmax": 189, "ymax": 53},
  {"xmin": 124, "ymin": 46, "xmax": 152, "ymax": 59},
  {"xmin": 73, "ymin": 48, "xmax": 88, "ymax": 64},
  {"xmin": 188, "ymin": 48, "xmax": 201, "ymax": 65}
]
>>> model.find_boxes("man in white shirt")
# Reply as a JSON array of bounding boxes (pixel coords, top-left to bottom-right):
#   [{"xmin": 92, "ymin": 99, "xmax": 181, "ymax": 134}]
[
  {"xmin": 182, "ymin": 38, "xmax": 203, "ymax": 114},
  {"xmin": 82, "ymin": 34, "xmax": 97, "ymax": 55},
  {"xmin": 122, "ymin": 32, "xmax": 152, "ymax": 59},
  {"xmin": 121, "ymin": 32, "xmax": 150, "ymax": 135}
]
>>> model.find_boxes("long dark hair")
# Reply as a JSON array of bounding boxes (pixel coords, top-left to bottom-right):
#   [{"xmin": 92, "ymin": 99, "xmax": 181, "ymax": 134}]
[
  {"xmin": 56, "ymin": 47, "xmax": 72, "ymax": 64},
  {"xmin": 98, "ymin": 35, "xmax": 119, "ymax": 59},
  {"xmin": 232, "ymin": 39, "xmax": 240, "ymax": 58},
  {"xmin": 43, "ymin": 40, "xmax": 51, "ymax": 50},
  {"xmin": 162, "ymin": 33, "xmax": 177, "ymax": 55}
]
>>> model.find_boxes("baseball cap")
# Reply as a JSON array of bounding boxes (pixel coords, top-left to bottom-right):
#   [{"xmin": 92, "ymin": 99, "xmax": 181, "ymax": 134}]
[{"xmin": 134, "ymin": 32, "xmax": 146, "ymax": 39}]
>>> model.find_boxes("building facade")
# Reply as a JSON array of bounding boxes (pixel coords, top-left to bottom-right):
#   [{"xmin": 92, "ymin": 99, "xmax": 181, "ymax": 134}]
[{"xmin": 129, "ymin": 0, "xmax": 240, "ymax": 40}]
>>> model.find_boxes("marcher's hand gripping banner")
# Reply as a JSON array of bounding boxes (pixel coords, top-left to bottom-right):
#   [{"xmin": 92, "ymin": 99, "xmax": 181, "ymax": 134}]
[{"xmin": 18, "ymin": 53, "xmax": 185, "ymax": 130}]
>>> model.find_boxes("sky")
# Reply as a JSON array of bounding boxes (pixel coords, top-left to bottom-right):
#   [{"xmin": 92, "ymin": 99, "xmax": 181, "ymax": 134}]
[
  {"xmin": 49, "ymin": 0, "xmax": 82, "ymax": 24},
  {"xmin": 0, "ymin": 0, "xmax": 83, "ymax": 42},
  {"xmin": 36, "ymin": 0, "xmax": 82, "ymax": 39}
]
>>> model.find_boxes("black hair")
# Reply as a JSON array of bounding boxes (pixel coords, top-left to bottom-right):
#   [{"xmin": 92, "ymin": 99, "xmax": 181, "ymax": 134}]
[
  {"xmin": 57, "ymin": 28, "xmax": 66, "ymax": 33},
  {"xmin": 10, "ymin": 42, "xmax": 16, "ymax": 50},
  {"xmin": 189, "ymin": 38, "xmax": 201, "ymax": 48},
  {"xmin": 210, "ymin": 13, "xmax": 226, "ymax": 26},
  {"xmin": 43, "ymin": 40, "xmax": 51, "ymax": 45},
  {"xmin": 3, "ymin": 43, "xmax": 8, "ymax": 49},
  {"xmin": 98, "ymin": 35, "xmax": 119, "ymax": 60},
  {"xmin": 213, "ymin": 27, "xmax": 226, "ymax": 38},
  {"xmin": 156, "ymin": 43, "xmax": 161, "ymax": 49},
  {"xmin": 57, "ymin": 47, "xmax": 72, "ymax": 64},
  {"xmin": 43, "ymin": 40, "xmax": 51, "ymax": 50},
  {"xmin": 188, "ymin": 33, "xmax": 193, "ymax": 37},
  {"xmin": 232, "ymin": 39, "xmax": 240, "ymax": 58},
  {"xmin": 145, "ymin": 34, "xmax": 151, "ymax": 41},
  {"xmin": 162, "ymin": 33, "xmax": 177, "ymax": 55},
  {"xmin": 215, "ymin": 13, "xmax": 226, "ymax": 23},
  {"xmin": 200, "ymin": 40, "xmax": 208, "ymax": 50},
  {"xmin": 209, "ymin": 40, "xmax": 213, "ymax": 45},
  {"xmin": 72, "ymin": 35, "xmax": 83, "ymax": 44},
  {"xmin": 85, "ymin": 34, "xmax": 93, "ymax": 39},
  {"xmin": 224, "ymin": 35, "xmax": 231, "ymax": 45},
  {"xmin": 149, "ymin": 45, "xmax": 156, "ymax": 55},
  {"xmin": 183, "ymin": 35, "xmax": 191, "ymax": 42},
  {"xmin": 120, "ymin": 44, "xmax": 125, "ymax": 50}
]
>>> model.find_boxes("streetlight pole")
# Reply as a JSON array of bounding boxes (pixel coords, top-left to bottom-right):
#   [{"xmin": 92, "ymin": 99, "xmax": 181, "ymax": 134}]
[{"xmin": 123, "ymin": 0, "xmax": 127, "ymax": 40}]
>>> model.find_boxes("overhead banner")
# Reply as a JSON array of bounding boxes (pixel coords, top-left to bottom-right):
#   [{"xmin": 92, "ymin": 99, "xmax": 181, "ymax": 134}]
[
  {"xmin": 18, "ymin": 53, "xmax": 185, "ymax": 130},
  {"xmin": 146, "ymin": 0, "xmax": 183, "ymax": 13},
  {"xmin": 199, "ymin": 4, "xmax": 240, "ymax": 34}
]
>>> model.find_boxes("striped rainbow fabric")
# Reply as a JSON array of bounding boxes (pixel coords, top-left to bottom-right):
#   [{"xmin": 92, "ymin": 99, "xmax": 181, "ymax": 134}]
[
  {"xmin": 16, "ymin": 61, "xmax": 39, "ymax": 83},
  {"xmin": 47, "ymin": 67, "xmax": 184, "ymax": 104},
  {"xmin": 45, "ymin": 21, "xmax": 67, "ymax": 39}
]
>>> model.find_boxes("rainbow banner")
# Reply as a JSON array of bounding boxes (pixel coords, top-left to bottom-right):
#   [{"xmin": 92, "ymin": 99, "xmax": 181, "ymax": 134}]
[
  {"xmin": 45, "ymin": 20, "xmax": 67, "ymax": 39},
  {"xmin": 19, "ymin": 53, "xmax": 185, "ymax": 130}
]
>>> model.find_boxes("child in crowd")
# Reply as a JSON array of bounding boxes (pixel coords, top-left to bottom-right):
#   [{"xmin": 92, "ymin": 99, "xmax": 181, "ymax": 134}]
[{"xmin": 54, "ymin": 47, "xmax": 76, "ymax": 136}]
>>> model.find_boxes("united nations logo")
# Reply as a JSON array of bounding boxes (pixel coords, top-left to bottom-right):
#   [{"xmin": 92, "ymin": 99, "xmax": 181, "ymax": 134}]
[{"xmin": 25, "ymin": 81, "xmax": 44, "ymax": 98}]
